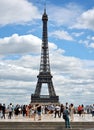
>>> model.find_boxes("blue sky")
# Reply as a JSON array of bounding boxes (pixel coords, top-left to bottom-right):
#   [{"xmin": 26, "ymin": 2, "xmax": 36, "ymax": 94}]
[{"xmin": 0, "ymin": 0, "xmax": 94, "ymax": 106}]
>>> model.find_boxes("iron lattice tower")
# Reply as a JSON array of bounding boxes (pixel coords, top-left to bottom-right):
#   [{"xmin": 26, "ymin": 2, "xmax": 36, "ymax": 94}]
[{"xmin": 31, "ymin": 9, "xmax": 59, "ymax": 103}]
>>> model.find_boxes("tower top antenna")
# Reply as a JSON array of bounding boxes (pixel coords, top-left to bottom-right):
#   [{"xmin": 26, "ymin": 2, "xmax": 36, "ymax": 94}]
[{"xmin": 44, "ymin": 0, "xmax": 46, "ymax": 13}]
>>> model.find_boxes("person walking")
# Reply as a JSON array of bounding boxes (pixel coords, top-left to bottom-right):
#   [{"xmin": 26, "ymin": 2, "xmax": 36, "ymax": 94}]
[
  {"xmin": 1, "ymin": 104, "xmax": 6, "ymax": 119},
  {"xmin": 63, "ymin": 107, "xmax": 71, "ymax": 128},
  {"xmin": 8, "ymin": 103, "xmax": 13, "ymax": 119}
]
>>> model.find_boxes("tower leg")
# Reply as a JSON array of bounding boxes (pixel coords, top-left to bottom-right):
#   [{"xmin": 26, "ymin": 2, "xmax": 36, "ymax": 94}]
[
  {"xmin": 34, "ymin": 82, "xmax": 42, "ymax": 96},
  {"xmin": 48, "ymin": 82, "xmax": 56, "ymax": 96}
]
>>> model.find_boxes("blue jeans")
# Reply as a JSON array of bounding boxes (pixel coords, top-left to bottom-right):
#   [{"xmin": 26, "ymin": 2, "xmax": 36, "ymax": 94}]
[
  {"xmin": 65, "ymin": 116, "xmax": 70, "ymax": 128},
  {"xmin": 92, "ymin": 111, "xmax": 94, "ymax": 117}
]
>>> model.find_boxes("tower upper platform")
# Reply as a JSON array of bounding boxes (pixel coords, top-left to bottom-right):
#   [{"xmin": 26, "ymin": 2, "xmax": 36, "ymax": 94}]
[{"xmin": 42, "ymin": 9, "xmax": 48, "ymax": 21}]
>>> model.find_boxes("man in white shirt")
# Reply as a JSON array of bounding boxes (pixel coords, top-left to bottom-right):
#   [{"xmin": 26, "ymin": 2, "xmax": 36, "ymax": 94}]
[{"xmin": 54, "ymin": 105, "xmax": 60, "ymax": 118}]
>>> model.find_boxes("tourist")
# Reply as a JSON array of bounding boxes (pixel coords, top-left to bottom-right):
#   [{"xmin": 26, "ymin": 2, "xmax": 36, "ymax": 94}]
[
  {"xmin": 33, "ymin": 105, "xmax": 37, "ymax": 121},
  {"xmin": 92, "ymin": 104, "xmax": 94, "ymax": 117},
  {"xmin": 54, "ymin": 104, "xmax": 60, "ymax": 118},
  {"xmin": 69, "ymin": 103, "xmax": 74, "ymax": 122},
  {"xmin": 22, "ymin": 105, "xmax": 26, "ymax": 117},
  {"xmin": 77, "ymin": 105, "xmax": 82, "ymax": 116},
  {"xmin": 44, "ymin": 105, "xmax": 48, "ymax": 114},
  {"xmin": 1, "ymin": 104, "xmax": 6, "ymax": 119},
  {"xmin": 26, "ymin": 105, "xmax": 29, "ymax": 117},
  {"xmin": 0, "ymin": 104, "xmax": 2, "ymax": 118},
  {"xmin": 28, "ymin": 104, "xmax": 32, "ymax": 118},
  {"xmin": 8, "ymin": 103, "xmax": 13, "ymax": 119},
  {"xmin": 14, "ymin": 104, "xmax": 20, "ymax": 118},
  {"xmin": 65, "ymin": 102, "xmax": 69, "ymax": 109},
  {"xmin": 59, "ymin": 104, "xmax": 64, "ymax": 118},
  {"xmin": 47, "ymin": 104, "xmax": 55, "ymax": 114},
  {"xmin": 81, "ymin": 104, "xmax": 85, "ymax": 117},
  {"xmin": 37, "ymin": 104, "xmax": 42, "ymax": 120},
  {"xmin": 63, "ymin": 107, "xmax": 71, "ymax": 128}
]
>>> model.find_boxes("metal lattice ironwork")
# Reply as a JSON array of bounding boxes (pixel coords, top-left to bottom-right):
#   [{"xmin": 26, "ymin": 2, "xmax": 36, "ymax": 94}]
[{"xmin": 31, "ymin": 9, "xmax": 59, "ymax": 104}]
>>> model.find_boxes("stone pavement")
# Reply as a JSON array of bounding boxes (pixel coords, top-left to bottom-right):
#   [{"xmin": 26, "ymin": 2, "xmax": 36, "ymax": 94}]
[{"xmin": 0, "ymin": 114, "xmax": 94, "ymax": 122}]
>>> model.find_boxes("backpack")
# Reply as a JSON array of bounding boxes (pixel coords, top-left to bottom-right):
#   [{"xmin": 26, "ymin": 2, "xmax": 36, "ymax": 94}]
[{"xmin": 63, "ymin": 110, "xmax": 67, "ymax": 119}]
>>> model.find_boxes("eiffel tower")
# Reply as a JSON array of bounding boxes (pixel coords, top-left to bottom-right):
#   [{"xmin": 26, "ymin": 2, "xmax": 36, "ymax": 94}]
[{"xmin": 31, "ymin": 8, "xmax": 59, "ymax": 104}]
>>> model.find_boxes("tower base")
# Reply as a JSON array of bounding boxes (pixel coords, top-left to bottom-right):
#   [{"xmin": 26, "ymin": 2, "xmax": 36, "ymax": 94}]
[{"xmin": 31, "ymin": 94, "xmax": 59, "ymax": 104}]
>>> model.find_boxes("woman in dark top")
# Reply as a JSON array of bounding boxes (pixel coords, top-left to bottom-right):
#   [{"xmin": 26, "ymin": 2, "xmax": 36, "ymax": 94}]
[
  {"xmin": 60, "ymin": 104, "xmax": 64, "ymax": 118},
  {"xmin": 37, "ymin": 104, "xmax": 41, "ymax": 120}
]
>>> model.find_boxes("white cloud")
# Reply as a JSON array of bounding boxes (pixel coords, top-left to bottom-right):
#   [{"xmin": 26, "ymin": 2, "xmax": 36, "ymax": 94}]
[
  {"xmin": 48, "ymin": 3, "xmax": 83, "ymax": 26},
  {"xmin": 89, "ymin": 43, "xmax": 94, "ymax": 48},
  {"xmin": 0, "ymin": 62, "xmax": 37, "ymax": 81},
  {"xmin": 50, "ymin": 30, "xmax": 73, "ymax": 41},
  {"xmin": 91, "ymin": 36, "xmax": 94, "ymax": 40},
  {"xmin": 78, "ymin": 35, "xmax": 94, "ymax": 48},
  {"xmin": 79, "ymin": 40, "xmax": 89, "ymax": 47},
  {"xmin": 72, "ymin": 8, "xmax": 94, "ymax": 30},
  {"xmin": 87, "ymin": 36, "xmax": 94, "ymax": 48},
  {"xmin": 0, "ymin": 34, "xmax": 41, "ymax": 55},
  {"xmin": 0, "ymin": 0, "xmax": 41, "ymax": 26},
  {"xmin": 72, "ymin": 32, "xmax": 84, "ymax": 37},
  {"xmin": 0, "ymin": 34, "xmax": 58, "ymax": 56}
]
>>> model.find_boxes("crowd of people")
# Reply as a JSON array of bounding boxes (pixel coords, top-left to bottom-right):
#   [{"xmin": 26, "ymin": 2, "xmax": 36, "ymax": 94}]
[{"xmin": 0, "ymin": 102, "xmax": 94, "ymax": 128}]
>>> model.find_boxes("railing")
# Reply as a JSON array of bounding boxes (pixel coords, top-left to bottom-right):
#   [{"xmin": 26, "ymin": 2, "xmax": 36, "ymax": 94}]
[{"xmin": 40, "ymin": 95, "xmax": 50, "ymax": 98}]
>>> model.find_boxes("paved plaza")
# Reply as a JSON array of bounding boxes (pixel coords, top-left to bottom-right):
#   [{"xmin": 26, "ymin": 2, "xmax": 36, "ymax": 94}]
[{"xmin": 0, "ymin": 114, "xmax": 94, "ymax": 122}]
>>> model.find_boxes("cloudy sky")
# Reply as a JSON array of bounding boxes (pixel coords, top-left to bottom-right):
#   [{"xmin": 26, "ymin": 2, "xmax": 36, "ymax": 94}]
[{"xmin": 0, "ymin": 0, "xmax": 94, "ymax": 106}]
